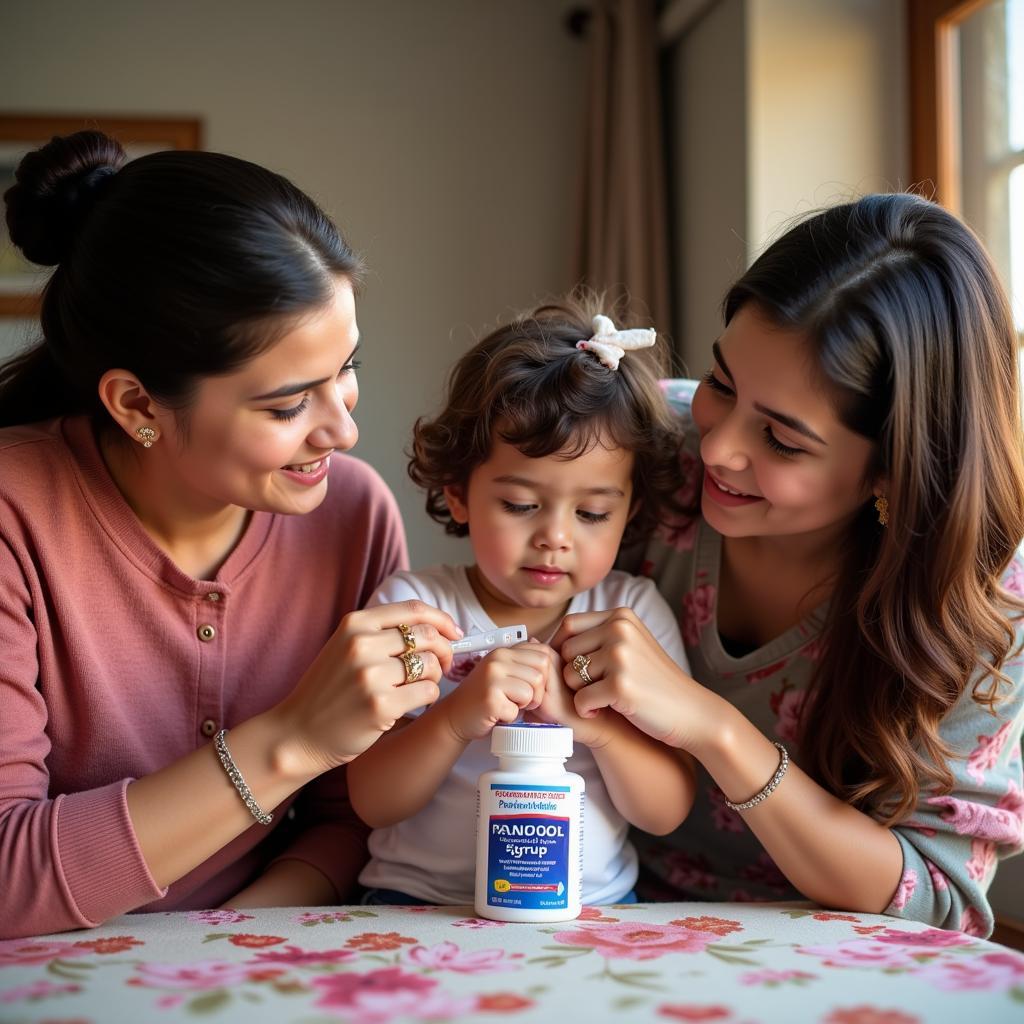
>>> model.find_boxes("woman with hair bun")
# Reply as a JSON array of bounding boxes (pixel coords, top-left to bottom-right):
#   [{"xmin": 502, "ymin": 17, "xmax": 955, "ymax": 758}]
[
  {"xmin": 0, "ymin": 131, "xmax": 459, "ymax": 938},
  {"xmin": 552, "ymin": 194, "xmax": 1024, "ymax": 936}
]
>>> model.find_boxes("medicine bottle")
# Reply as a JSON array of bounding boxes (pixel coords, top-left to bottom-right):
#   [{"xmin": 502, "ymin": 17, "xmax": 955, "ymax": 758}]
[{"xmin": 475, "ymin": 723, "xmax": 584, "ymax": 923}]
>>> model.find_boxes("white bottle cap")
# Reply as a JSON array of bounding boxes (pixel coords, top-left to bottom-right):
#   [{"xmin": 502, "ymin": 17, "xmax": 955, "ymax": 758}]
[{"xmin": 490, "ymin": 723, "xmax": 573, "ymax": 758}]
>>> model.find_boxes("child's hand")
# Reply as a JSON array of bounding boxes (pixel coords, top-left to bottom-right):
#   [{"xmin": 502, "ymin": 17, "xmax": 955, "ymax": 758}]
[
  {"xmin": 525, "ymin": 644, "xmax": 609, "ymax": 748},
  {"xmin": 442, "ymin": 642, "xmax": 554, "ymax": 743}
]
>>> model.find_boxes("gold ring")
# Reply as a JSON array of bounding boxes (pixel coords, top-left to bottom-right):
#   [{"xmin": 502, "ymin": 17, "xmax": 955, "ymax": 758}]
[
  {"xmin": 397, "ymin": 623, "xmax": 416, "ymax": 653},
  {"xmin": 400, "ymin": 650, "xmax": 424, "ymax": 684},
  {"xmin": 571, "ymin": 653, "xmax": 594, "ymax": 686}
]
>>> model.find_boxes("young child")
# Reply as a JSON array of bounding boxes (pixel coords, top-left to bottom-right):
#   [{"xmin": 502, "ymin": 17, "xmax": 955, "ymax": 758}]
[{"xmin": 347, "ymin": 300, "xmax": 697, "ymax": 905}]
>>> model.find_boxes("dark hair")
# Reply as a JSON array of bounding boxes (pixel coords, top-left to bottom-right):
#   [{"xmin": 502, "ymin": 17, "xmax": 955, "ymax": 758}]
[
  {"xmin": 723, "ymin": 192, "xmax": 1024, "ymax": 824},
  {"xmin": 0, "ymin": 130, "xmax": 362, "ymax": 427},
  {"xmin": 410, "ymin": 295, "xmax": 685, "ymax": 548}
]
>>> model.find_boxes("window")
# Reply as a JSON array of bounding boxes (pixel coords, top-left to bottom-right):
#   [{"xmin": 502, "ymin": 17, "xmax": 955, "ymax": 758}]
[{"xmin": 910, "ymin": 0, "xmax": 1024, "ymax": 332}]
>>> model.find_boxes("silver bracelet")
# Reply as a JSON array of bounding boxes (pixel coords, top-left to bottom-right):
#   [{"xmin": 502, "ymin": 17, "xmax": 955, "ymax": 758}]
[
  {"xmin": 213, "ymin": 729, "xmax": 274, "ymax": 826},
  {"xmin": 724, "ymin": 742, "xmax": 789, "ymax": 811}
]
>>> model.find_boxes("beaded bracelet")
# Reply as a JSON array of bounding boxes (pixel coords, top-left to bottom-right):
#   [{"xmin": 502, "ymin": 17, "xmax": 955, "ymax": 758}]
[
  {"xmin": 213, "ymin": 729, "xmax": 274, "ymax": 826},
  {"xmin": 724, "ymin": 741, "xmax": 790, "ymax": 811}
]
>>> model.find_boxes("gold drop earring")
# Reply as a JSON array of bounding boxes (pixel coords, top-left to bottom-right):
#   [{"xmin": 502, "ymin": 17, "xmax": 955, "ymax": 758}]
[
  {"xmin": 874, "ymin": 495, "xmax": 889, "ymax": 527},
  {"xmin": 136, "ymin": 426, "xmax": 157, "ymax": 448}
]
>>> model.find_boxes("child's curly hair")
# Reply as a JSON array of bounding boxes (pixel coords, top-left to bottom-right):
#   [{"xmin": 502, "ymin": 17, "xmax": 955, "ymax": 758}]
[{"xmin": 409, "ymin": 295, "xmax": 686, "ymax": 549}]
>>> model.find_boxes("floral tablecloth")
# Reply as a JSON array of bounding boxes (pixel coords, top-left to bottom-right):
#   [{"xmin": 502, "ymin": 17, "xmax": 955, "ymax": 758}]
[{"xmin": 1, "ymin": 902, "xmax": 1023, "ymax": 1023}]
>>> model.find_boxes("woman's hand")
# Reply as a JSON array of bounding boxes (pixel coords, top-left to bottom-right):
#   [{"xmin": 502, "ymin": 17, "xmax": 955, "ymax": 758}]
[
  {"xmin": 525, "ymin": 644, "xmax": 610, "ymax": 748},
  {"xmin": 551, "ymin": 608, "xmax": 722, "ymax": 754},
  {"xmin": 442, "ymin": 642, "xmax": 553, "ymax": 743},
  {"xmin": 273, "ymin": 600, "xmax": 462, "ymax": 775}
]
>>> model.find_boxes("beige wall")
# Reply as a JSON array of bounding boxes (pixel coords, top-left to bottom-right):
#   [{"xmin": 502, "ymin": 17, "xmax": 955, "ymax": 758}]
[
  {"xmin": 0, "ymin": 0, "xmax": 586, "ymax": 568},
  {"xmin": 669, "ymin": 0, "xmax": 908, "ymax": 376},
  {"xmin": 669, "ymin": 0, "xmax": 749, "ymax": 378}
]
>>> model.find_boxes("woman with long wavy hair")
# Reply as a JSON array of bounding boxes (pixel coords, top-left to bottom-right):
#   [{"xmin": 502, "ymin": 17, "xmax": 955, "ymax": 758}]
[{"xmin": 552, "ymin": 193, "xmax": 1024, "ymax": 936}]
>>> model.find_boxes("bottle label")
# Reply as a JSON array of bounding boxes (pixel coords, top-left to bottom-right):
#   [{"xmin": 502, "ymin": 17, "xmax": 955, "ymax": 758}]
[{"xmin": 485, "ymin": 784, "xmax": 571, "ymax": 910}]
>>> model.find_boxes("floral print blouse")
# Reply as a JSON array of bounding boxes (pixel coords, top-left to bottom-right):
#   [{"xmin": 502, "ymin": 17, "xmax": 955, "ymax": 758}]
[{"xmin": 631, "ymin": 380, "xmax": 1024, "ymax": 936}]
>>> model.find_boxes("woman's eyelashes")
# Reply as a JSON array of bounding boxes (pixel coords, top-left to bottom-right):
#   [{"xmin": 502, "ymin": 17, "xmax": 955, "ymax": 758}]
[
  {"xmin": 269, "ymin": 396, "xmax": 311, "ymax": 421},
  {"xmin": 701, "ymin": 369, "xmax": 733, "ymax": 395},
  {"xmin": 266, "ymin": 360, "xmax": 362, "ymax": 420},
  {"xmin": 762, "ymin": 427, "xmax": 804, "ymax": 457},
  {"xmin": 500, "ymin": 499, "xmax": 611, "ymax": 523},
  {"xmin": 701, "ymin": 368, "xmax": 805, "ymax": 456}
]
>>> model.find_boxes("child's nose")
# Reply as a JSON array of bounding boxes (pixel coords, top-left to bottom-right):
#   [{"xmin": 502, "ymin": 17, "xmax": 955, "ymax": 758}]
[{"xmin": 533, "ymin": 512, "xmax": 571, "ymax": 550}]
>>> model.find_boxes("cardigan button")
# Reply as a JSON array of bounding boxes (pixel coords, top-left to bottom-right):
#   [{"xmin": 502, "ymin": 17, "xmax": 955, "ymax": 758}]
[
  {"xmin": 197, "ymin": 624, "xmax": 217, "ymax": 642},
  {"xmin": 201, "ymin": 718, "xmax": 217, "ymax": 737},
  {"xmin": 206, "ymin": 592, "xmax": 222, "ymax": 602}
]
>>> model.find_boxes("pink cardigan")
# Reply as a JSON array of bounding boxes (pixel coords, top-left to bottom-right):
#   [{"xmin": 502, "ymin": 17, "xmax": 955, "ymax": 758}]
[{"xmin": 0, "ymin": 417, "xmax": 407, "ymax": 938}]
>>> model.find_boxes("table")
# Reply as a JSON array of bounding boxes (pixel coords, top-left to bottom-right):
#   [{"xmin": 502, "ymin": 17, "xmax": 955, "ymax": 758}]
[{"xmin": 1, "ymin": 902, "xmax": 1022, "ymax": 1023}]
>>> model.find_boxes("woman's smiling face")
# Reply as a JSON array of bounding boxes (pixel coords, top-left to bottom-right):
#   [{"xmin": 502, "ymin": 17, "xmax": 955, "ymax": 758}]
[
  {"xmin": 147, "ymin": 278, "xmax": 362, "ymax": 518},
  {"xmin": 691, "ymin": 303, "xmax": 879, "ymax": 543}
]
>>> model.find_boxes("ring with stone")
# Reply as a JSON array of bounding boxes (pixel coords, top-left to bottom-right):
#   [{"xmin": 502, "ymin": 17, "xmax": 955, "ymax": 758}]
[
  {"xmin": 397, "ymin": 623, "xmax": 416, "ymax": 653},
  {"xmin": 400, "ymin": 650, "xmax": 425, "ymax": 684},
  {"xmin": 571, "ymin": 653, "xmax": 594, "ymax": 686}
]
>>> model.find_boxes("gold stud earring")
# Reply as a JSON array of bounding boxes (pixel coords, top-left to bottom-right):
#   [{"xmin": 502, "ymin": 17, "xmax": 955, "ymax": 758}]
[
  {"xmin": 136, "ymin": 426, "xmax": 157, "ymax": 448},
  {"xmin": 874, "ymin": 495, "xmax": 889, "ymax": 527}
]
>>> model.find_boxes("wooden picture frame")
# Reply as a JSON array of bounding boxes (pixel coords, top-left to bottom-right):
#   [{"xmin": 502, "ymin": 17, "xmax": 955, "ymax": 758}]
[{"xmin": 0, "ymin": 114, "xmax": 202, "ymax": 318}]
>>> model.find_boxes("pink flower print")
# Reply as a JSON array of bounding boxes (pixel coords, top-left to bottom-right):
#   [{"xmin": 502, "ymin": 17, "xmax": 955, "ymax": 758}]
[
  {"xmin": 446, "ymin": 653, "xmax": 482, "ymax": 683},
  {"xmin": 799, "ymin": 636, "xmax": 825, "ymax": 662},
  {"xmin": 554, "ymin": 922, "xmax": 716, "ymax": 960},
  {"xmin": 913, "ymin": 950, "xmax": 1024, "ymax": 991},
  {"xmin": 311, "ymin": 968, "xmax": 475, "ymax": 1024},
  {"xmin": 925, "ymin": 860, "xmax": 949, "ymax": 892},
  {"xmin": 661, "ymin": 379, "xmax": 699, "ymax": 407},
  {"xmin": 403, "ymin": 941, "xmax": 521, "ymax": 974},
  {"xmin": 656, "ymin": 514, "xmax": 699, "ymax": 554},
  {"xmin": 128, "ymin": 960, "xmax": 265, "ymax": 990},
  {"xmin": 293, "ymin": 910, "xmax": 352, "ymax": 925},
  {"xmin": 0, "ymin": 980, "xmax": 82, "ymax": 1003},
  {"xmin": 707, "ymin": 787, "xmax": 745, "ymax": 833},
  {"xmin": 966, "ymin": 721, "xmax": 1013, "ymax": 784},
  {"xmin": 772, "ymin": 688, "xmax": 805, "ymax": 744},
  {"xmin": 739, "ymin": 852, "xmax": 789, "ymax": 893},
  {"xmin": 796, "ymin": 939, "xmax": 919, "ymax": 969},
  {"xmin": 926, "ymin": 793, "xmax": 1023, "ymax": 845},
  {"xmin": 965, "ymin": 839, "xmax": 997, "ymax": 881},
  {"xmin": 657, "ymin": 1006, "xmax": 733, "ymax": 1021},
  {"xmin": 681, "ymin": 584, "xmax": 716, "ymax": 647},
  {"xmin": 739, "ymin": 969, "xmax": 816, "ymax": 987},
  {"xmin": 248, "ymin": 945, "xmax": 356, "ymax": 966},
  {"xmin": 578, "ymin": 906, "xmax": 621, "ymax": 923},
  {"xmin": 959, "ymin": 906, "xmax": 989, "ymax": 937},
  {"xmin": 677, "ymin": 452, "xmax": 702, "ymax": 507},
  {"xmin": 823, "ymin": 1010, "xmax": 921, "ymax": 1024},
  {"xmin": 887, "ymin": 869, "xmax": 917, "ymax": 911},
  {"xmin": 663, "ymin": 850, "xmax": 718, "ymax": 892},
  {"xmin": 1002, "ymin": 557, "xmax": 1024, "ymax": 596},
  {"xmin": 0, "ymin": 940, "xmax": 90, "ymax": 966},
  {"xmin": 451, "ymin": 917, "xmax": 506, "ymax": 929},
  {"xmin": 871, "ymin": 927, "xmax": 971, "ymax": 948},
  {"xmin": 996, "ymin": 778, "xmax": 1024, "ymax": 853},
  {"xmin": 748, "ymin": 661, "xmax": 788, "ymax": 685},
  {"xmin": 185, "ymin": 909, "xmax": 254, "ymax": 926}
]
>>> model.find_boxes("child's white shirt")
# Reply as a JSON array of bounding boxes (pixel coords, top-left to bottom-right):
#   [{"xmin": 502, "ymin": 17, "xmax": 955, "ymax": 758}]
[{"xmin": 358, "ymin": 565, "xmax": 690, "ymax": 905}]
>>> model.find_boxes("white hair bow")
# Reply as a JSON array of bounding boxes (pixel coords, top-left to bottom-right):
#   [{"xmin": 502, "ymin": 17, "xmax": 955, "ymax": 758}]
[{"xmin": 576, "ymin": 314, "xmax": 656, "ymax": 371}]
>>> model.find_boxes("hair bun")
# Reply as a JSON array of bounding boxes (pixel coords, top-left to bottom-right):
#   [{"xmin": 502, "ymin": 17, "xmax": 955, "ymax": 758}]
[{"xmin": 3, "ymin": 130, "xmax": 127, "ymax": 267}]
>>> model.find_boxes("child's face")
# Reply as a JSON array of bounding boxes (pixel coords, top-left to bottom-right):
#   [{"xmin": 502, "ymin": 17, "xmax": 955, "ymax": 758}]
[
  {"xmin": 445, "ymin": 436, "xmax": 635, "ymax": 625},
  {"xmin": 691, "ymin": 303, "xmax": 878, "ymax": 545}
]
